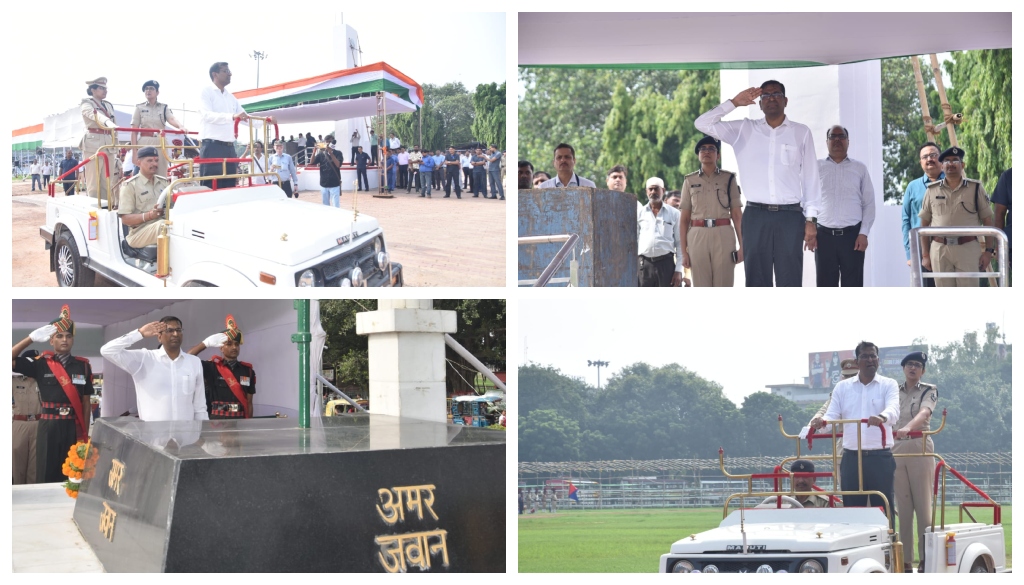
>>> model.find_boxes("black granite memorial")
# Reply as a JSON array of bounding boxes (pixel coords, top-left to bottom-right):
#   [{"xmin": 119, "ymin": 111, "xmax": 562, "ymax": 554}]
[{"xmin": 73, "ymin": 415, "xmax": 506, "ymax": 572}]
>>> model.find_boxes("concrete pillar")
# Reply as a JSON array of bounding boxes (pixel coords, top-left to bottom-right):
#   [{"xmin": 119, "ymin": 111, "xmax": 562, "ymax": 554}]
[{"xmin": 355, "ymin": 300, "xmax": 457, "ymax": 422}]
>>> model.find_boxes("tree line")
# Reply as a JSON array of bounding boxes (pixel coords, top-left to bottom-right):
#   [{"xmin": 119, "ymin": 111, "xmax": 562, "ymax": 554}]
[
  {"xmin": 381, "ymin": 81, "xmax": 506, "ymax": 152},
  {"xmin": 519, "ymin": 326, "xmax": 1011, "ymax": 462},
  {"xmin": 519, "ymin": 50, "xmax": 1010, "ymax": 204}
]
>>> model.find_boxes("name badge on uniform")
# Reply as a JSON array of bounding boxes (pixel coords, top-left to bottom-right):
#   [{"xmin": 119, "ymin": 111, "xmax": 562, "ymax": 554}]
[
  {"xmin": 72, "ymin": 375, "xmax": 87, "ymax": 385},
  {"xmin": 936, "ymin": 195, "xmax": 946, "ymax": 200},
  {"xmin": 141, "ymin": 190, "xmax": 149, "ymax": 195},
  {"xmin": 692, "ymin": 183, "xmax": 701, "ymax": 188},
  {"xmin": 240, "ymin": 376, "xmax": 251, "ymax": 387},
  {"xmin": 44, "ymin": 373, "xmax": 55, "ymax": 378}
]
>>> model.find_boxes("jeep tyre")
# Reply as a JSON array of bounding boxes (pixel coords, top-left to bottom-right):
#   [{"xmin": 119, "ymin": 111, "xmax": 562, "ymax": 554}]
[{"xmin": 54, "ymin": 230, "xmax": 95, "ymax": 287}]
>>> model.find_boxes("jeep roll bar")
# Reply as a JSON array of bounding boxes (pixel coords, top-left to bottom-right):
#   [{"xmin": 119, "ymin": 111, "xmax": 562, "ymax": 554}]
[{"xmin": 909, "ymin": 226, "xmax": 1009, "ymax": 286}]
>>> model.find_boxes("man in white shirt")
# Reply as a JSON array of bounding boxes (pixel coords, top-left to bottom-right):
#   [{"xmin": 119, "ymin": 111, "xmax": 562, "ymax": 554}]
[
  {"xmin": 637, "ymin": 177, "xmax": 683, "ymax": 287},
  {"xmin": 248, "ymin": 141, "xmax": 269, "ymax": 185},
  {"xmin": 42, "ymin": 162, "xmax": 52, "ymax": 188},
  {"xmin": 695, "ymin": 80, "xmax": 821, "ymax": 287},
  {"xmin": 100, "ymin": 316, "xmax": 208, "ymax": 422},
  {"xmin": 537, "ymin": 143, "xmax": 597, "ymax": 188},
  {"xmin": 816, "ymin": 341, "xmax": 899, "ymax": 526},
  {"xmin": 30, "ymin": 160, "xmax": 42, "ymax": 191},
  {"xmin": 198, "ymin": 62, "xmax": 249, "ymax": 189},
  {"xmin": 388, "ymin": 133, "xmax": 401, "ymax": 151},
  {"xmin": 816, "ymin": 125, "xmax": 875, "ymax": 287}
]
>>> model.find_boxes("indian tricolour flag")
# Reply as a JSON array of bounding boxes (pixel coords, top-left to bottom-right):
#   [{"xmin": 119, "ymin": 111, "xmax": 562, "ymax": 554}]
[{"xmin": 13, "ymin": 124, "xmax": 43, "ymax": 153}]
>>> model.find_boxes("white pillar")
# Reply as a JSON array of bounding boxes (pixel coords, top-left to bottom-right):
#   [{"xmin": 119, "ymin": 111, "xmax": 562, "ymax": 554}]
[
  {"xmin": 356, "ymin": 300, "xmax": 457, "ymax": 422},
  {"xmin": 333, "ymin": 16, "xmax": 369, "ymax": 157}
]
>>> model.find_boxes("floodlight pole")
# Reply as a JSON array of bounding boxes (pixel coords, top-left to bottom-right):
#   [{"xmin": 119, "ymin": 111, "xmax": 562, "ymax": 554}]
[
  {"xmin": 588, "ymin": 359, "xmax": 609, "ymax": 389},
  {"xmin": 250, "ymin": 50, "xmax": 268, "ymax": 88}
]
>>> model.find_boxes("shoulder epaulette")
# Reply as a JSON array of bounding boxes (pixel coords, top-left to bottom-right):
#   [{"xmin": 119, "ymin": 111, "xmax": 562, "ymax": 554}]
[
  {"xmin": 239, "ymin": 360, "xmax": 254, "ymax": 369},
  {"xmin": 926, "ymin": 180, "xmax": 942, "ymax": 188},
  {"xmin": 685, "ymin": 170, "xmax": 699, "ymax": 177},
  {"xmin": 73, "ymin": 356, "xmax": 91, "ymax": 364}
]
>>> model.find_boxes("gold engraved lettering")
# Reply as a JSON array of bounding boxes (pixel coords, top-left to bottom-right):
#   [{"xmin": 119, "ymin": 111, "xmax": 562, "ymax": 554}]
[
  {"xmin": 374, "ymin": 533, "xmax": 406, "ymax": 573},
  {"xmin": 395, "ymin": 484, "xmax": 440, "ymax": 522},
  {"xmin": 374, "ymin": 530, "xmax": 450, "ymax": 573},
  {"xmin": 99, "ymin": 502, "xmax": 117, "ymax": 542},
  {"xmin": 376, "ymin": 488, "xmax": 403, "ymax": 525},
  {"xmin": 108, "ymin": 459, "xmax": 126, "ymax": 496}
]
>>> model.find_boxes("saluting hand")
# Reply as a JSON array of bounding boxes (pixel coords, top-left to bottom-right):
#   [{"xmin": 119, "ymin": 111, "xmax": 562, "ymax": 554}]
[
  {"xmin": 731, "ymin": 87, "xmax": 762, "ymax": 107},
  {"xmin": 138, "ymin": 321, "xmax": 166, "ymax": 338},
  {"xmin": 202, "ymin": 333, "xmax": 229, "ymax": 349},
  {"xmin": 30, "ymin": 324, "xmax": 58, "ymax": 343}
]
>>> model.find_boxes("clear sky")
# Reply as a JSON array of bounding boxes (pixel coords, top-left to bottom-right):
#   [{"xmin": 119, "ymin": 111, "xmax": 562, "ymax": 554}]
[
  {"xmin": 9, "ymin": 8, "xmax": 505, "ymax": 135},
  {"xmin": 520, "ymin": 293, "xmax": 1013, "ymax": 406}
]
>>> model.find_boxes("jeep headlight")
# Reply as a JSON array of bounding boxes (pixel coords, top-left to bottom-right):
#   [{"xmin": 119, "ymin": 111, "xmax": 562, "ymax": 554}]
[
  {"xmin": 373, "ymin": 235, "xmax": 383, "ymax": 255},
  {"xmin": 671, "ymin": 560, "xmax": 694, "ymax": 573},
  {"xmin": 701, "ymin": 565, "xmax": 719, "ymax": 573},
  {"xmin": 756, "ymin": 564, "xmax": 774, "ymax": 573},
  {"xmin": 297, "ymin": 269, "xmax": 318, "ymax": 287},
  {"xmin": 351, "ymin": 266, "xmax": 365, "ymax": 287},
  {"xmin": 339, "ymin": 278, "xmax": 352, "ymax": 287},
  {"xmin": 376, "ymin": 251, "xmax": 390, "ymax": 270},
  {"xmin": 799, "ymin": 559, "xmax": 824, "ymax": 573}
]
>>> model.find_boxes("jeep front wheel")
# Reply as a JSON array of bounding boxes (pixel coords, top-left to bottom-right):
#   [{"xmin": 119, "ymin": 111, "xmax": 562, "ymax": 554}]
[{"xmin": 54, "ymin": 231, "xmax": 95, "ymax": 287}]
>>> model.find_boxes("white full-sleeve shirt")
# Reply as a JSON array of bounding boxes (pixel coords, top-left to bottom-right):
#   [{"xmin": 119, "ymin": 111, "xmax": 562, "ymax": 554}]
[
  {"xmin": 100, "ymin": 329, "xmax": 209, "ymax": 422},
  {"xmin": 817, "ymin": 156, "xmax": 876, "ymax": 233},
  {"xmin": 822, "ymin": 372, "xmax": 900, "ymax": 451},
  {"xmin": 695, "ymin": 99, "xmax": 821, "ymax": 218},
  {"xmin": 637, "ymin": 202, "xmax": 683, "ymax": 273},
  {"xmin": 199, "ymin": 84, "xmax": 244, "ymax": 142}
]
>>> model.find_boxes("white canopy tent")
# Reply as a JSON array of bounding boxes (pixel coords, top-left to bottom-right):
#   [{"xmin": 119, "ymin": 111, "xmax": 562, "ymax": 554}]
[
  {"xmin": 41, "ymin": 106, "xmax": 135, "ymax": 149},
  {"xmin": 519, "ymin": 12, "xmax": 1011, "ymax": 286},
  {"xmin": 11, "ymin": 300, "xmax": 323, "ymax": 420},
  {"xmin": 519, "ymin": 13, "xmax": 1011, "ymax": 68}
]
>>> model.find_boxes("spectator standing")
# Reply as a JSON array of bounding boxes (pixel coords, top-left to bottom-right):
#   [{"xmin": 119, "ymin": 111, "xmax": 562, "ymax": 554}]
[
  {"xmin": 388, "ymin": 132, "xmax": 401, "ymax": 152},
  {"xmin": 418, "ymin": 150, "xmax": 435, "ymax": 198},
  {"xmin": 518, "ymin": 160, "xmax": 534, "ymax": 189},
  {"xmin": 637, "ymin": 177, "xmax": 683, "ymax": 287},
  {"xmin": 310, "ymin": 139, "xmax": 342, "ymax": 207},
  {"xmin": 42, "ymin": 161, "xmax": 52, "ymax": 188},
  {"xmin": 991, "ymin": 168, "xmax": 1011, "ymax": 266},
  {"xmin": 533, "ymin": 171, "xmax": 550, "ymax": 188},
  {"xmin": 385, "ymin": 149, "xmax": 398, "ymax": 193},
  {"xmin": 59, "ymin": 150, "xmax": 79, "ymax": 195},
  {"xmin": 461, "ymin": 149, "xmax": 473, "ymax": 190},
  {"xmin": 407, "ymin": 146, "xmax": 422, "ymax": 192},
  {"xmin": 815, "ymin": 125, "xmax": 875, "ymax": 287},
  {"xmin": 268, "ymin": 140, "xmax": 299, "ymax": 198},
  {"xmin": 369, "ymin": 129, "xmax": 378, "ymax": 166},
  {"xmin": 606, "ymin": 165, "xmax": 628, "ymax": 192},
  {"xmin": 396, "ymin": 147, "xmax": 409, "ymax": 189},
  {"xmin": 444, "ymin": 146, "xmax": 462, "ymax": 199},
  {"xmin": 30, "ymin": 160, "xmax": 42, "ymax": 191},
  {"xmin": 350, "ymin": 130, "xmax": 360, "ymax": 165},
  {"xmin": 470, "ymin": 148, "xmax": 488, "ymax": 197},
  {"xmin": 901, "ymin": 142, "xmax": 944, "ymax": 287},
  {"xmin": 354, "ymin": 146, "xmax": 371, "ymax": 191},
  {"xmin": 433, "ymin": 150, "xmax": 445, "ymax": 190},
  {"xmin": 487, "ymin": 145, "xmax": 505, "ymax": 200},
  {"xmin": 537, "ymin": 143, "xmax": 597, "ymax": 188}
]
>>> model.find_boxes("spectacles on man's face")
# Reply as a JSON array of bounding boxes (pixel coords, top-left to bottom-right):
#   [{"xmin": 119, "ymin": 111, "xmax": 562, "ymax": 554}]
[
  {"xmin": 858, "ymin": 354, "xmax": 879, "ymax": 362},
  {"xmin": 162, "ymin": 327, "xmax": 183, "ymax": 334},
  {"xmin": 761, "ymin": 92, "xmax": 785, "ymax": 100},
  {"xmin": 920, "ymin": 153, "xmax": 940, "ymax": 161},
  {"xmin": 827, "ymin": 134, "xmax": 848, "ymax": 141},
  {"xmin": 698, "ymin": 146, "xmax": 718, "ymax": 153},
  {"xmin": 904, "ymin": 361, "xmax": 924, "ymax": 369},
  {"xmin": 943, "ymin": 159, "xmax": 963, "ymax": 166}
]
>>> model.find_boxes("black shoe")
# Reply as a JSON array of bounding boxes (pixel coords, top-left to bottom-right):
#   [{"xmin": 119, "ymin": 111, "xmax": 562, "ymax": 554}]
[
  {"xmin": 419, "ymin": 194, "xmax": 425, "ymax": 197},
  {"xmin": 457, "ymin": 196, "xmax": 461, "ymax": 199},
  {"xmin": 473, "ymin": 195, "xmax": 479, "ymax": 198},
  {"xmin": 443, "ymin": 195, "xmax": 450, "ymax": 198}
]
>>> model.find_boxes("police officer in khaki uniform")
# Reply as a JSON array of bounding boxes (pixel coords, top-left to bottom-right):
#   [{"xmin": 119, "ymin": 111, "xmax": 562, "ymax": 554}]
[
  {"xmin": 131, "ymin": 80, "xmax": 187, "ymax": 178},
  {"xmin": 118, "ymin": 147, "xmax": 170, "ymax": 248},
  {"xmin": 80, "ymin": 77, "xmax": 122, "ymax": 203},
  {"xmin": 892, "ymin": 350, "xmax": 938, "ymax": 572},
  {"xmin": 679, "ymin": 135, "xmax": 744, "ymax": 287},
  {"xmin": 790, "ymin": 459, "xmax": 839, "ymax": 508},
  {"xmin": 919, "ymin": 146, "xmax": 997, "ymax": 286},
  {"xmin": 13, "ymin": 350, "xmax": 43, "ymax": 484}
]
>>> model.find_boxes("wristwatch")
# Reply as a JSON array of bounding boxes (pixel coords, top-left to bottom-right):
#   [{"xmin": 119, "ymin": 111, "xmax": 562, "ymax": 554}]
[
  {"xmin": 878, "ymin": 414, "xmax": 888, "ymax": 423},
  {"xmin": 805, "ymin": 216, "xmax": 817, "ymax": 225},
  {"xmin": 985, "ymin": 248, "xmax": 996, "ymax": 254}
]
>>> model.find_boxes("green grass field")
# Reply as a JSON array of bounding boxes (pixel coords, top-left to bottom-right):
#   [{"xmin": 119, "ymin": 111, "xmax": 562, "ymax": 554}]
[{"xmin": 518, "ymin": 506, "xmax": 1012, "ymax": 572}]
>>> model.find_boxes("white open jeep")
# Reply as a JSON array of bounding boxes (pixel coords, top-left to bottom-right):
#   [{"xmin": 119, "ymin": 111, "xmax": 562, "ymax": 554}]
[
  {"xmin": 41, "ymin": 123, "xmax": 403, "ymax": 287},
  {"xmin": 659, "ymin": 413, "xmax": 1006, "ymax": 573}
]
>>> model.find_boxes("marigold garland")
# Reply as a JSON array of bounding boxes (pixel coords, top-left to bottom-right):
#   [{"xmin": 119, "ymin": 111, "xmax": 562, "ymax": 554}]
[{"xmin": 62, "ymin": 441, "xmax": 100, "ymax": 499}]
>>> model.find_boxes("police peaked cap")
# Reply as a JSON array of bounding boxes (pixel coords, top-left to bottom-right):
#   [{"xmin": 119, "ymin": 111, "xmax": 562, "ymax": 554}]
[
  {"xmin": 901, "ymin": 351, "xmax": 928, "ymax": 367},
  {"xmin": 137, "ymin": 147, "xmax": 159, "ymax": 159},
  {"xmin": 791, "ymin": 459, "xmax": 815, "ymax": 473},
  {"xmin": 694, "ymin": 135, "xmax": 721, "ymax": 155},
  {"xmin": 938, "ymin": 146, "xmax": 964, "ymax": 162}
]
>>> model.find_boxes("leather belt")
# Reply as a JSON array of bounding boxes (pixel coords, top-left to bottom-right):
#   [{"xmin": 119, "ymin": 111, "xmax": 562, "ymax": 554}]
[
  {"xmin": 13, "ymin": 414, "xmax": 39, "ymax": 421},
  {"xmin": 932, "ymin": 236, "xmax": 977, "ymax": 246},
  {"xmin": 41, "ymin": 406, "xmax": 75, "ymax": 418},
  {"xmin": 747, "ymin": 202, "xmax": 802, "ymax": 212},
  {"xmin": 87, "ymin": 128, "xmax": 113, "ymax": 135},
  {"xmin": 641, "ymin": 253, "xmax": 671, "ymax": 262},
  {"xmin": 136, "ymin": 131, "xmax": 158, "ymax": 137},
  {"xmin": 820, "ymin": 225, "xmax": 858, "ymax": 236},
  {"xmin": 691, "ymin": 218, "xmax": 731, "ymax": 228}
]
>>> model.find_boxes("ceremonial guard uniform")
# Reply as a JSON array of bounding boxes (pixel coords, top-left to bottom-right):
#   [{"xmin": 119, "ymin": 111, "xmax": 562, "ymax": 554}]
[
  {"xmin": 197, "ymin": 316, "xmax": 256, "ymax": 419},
  {"xmin": 919, "ymin": 147, "xmax": 995, "ymax": 286},
  {"xmin": 12, "ymin": 308, "xmax": 94, "ymax": 483},
  {"xmin": 132, "ymin": 92, "xmax": 176, "ymax": 177},
  {"xmin": 13, "ymin": 354, "xmax": 43, "ymax": 484},
  {"xmin": 80, "ymin": 77, "xmax": 122, "ymax": 203},
  {"xmin": 680, "ymin": 166, "xmax": 742, "ymax": 287},
  {"xmin": 892, "ymin": 351, "xmax": 939, "ymax": 571}
]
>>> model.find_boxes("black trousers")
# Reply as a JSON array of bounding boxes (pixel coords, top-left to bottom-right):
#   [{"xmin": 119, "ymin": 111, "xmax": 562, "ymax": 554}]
[
  {"xmin": 63, "ymin": 180, "xmax": 76, "ymax": 195},
  {"xmin": 37, "ymin": 418, "xmax": 77, "ymax": 483},
  {"xmin": 638, "ymin": 253, "xmax": 675, "ymax": 287},
  {"xmin": 840, "ymin": 448, "xmax": 896, "ymax": 529},
  {"xmin": 742, "ymin": 205, "xmax": 804, "ymax": 287},
  {"xmin": 351, "ymin": 147, "xmax": 358, "ymax": 164},
  {"xmin": 371, "ymin": 145, "xmax": 378, "ymax": 166},
  {"xmin": 444, "ymin": 167, "xmax": 462, "ymax": 197},
  {"xmin": 357, "ymin": 169, "xmax": 369, "ymax": 191},
  {"xmin": 279, "ymin": 180, "xmax": 295, "ymax": 198},
  {"xmin": 463, "ymin": 167, "xmax": 472, "ymax": 188},
  {"xmin": 407, "ymin": 168, "xmax": 419, "ymax": 191},
  {"xmin": 199, "ymin": 140, "xmax": 238, "ymax": 189},
  {"xmin": 815, "ymin": 223, "xmax": 864, "ymax": 287},
  {"xmin": 398, "ymin": 164, "xmax": 408, "ymax": 188}
]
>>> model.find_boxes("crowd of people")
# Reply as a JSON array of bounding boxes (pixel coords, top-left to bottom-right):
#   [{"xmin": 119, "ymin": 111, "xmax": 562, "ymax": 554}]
[{"xmin": 519, "ymin": 80, "xmax": 1012, "ymax": 287}]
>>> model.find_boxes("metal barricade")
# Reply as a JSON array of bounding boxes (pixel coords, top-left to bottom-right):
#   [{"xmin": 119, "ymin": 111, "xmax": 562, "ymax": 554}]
[
  {"xmin": 909, "ymin": 226, "xmax": 1009, "ymax": 286},
  {"xmin": 518, "ymin": 234, "xmax": 580, "ymax": 287}
]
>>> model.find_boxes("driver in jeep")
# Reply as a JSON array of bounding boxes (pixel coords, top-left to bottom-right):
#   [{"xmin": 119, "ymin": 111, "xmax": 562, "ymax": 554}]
[
  {"xmin": 790, "ymin": 459, "xmax": 838, "ymax": 508},
  {"xmin": 118, "ymin": 146, "xmax": 169, "ymax": 248}
]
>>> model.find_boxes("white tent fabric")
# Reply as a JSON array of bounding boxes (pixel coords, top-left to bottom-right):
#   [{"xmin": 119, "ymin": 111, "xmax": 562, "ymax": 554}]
[
  {"xmin": 310, "ymin": 300, "xmax": 327, "ymax": 420},
  {"xmin": 41, "ymin": 106, "xmax": 135, "ymax": 149},
  {"xmin": 240, "ymin": 91, "xmax": 416, "ymax": 126},
  {"xmin": 519, "ymin": 13, "xmax": 1011, "ymax": 67}
]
